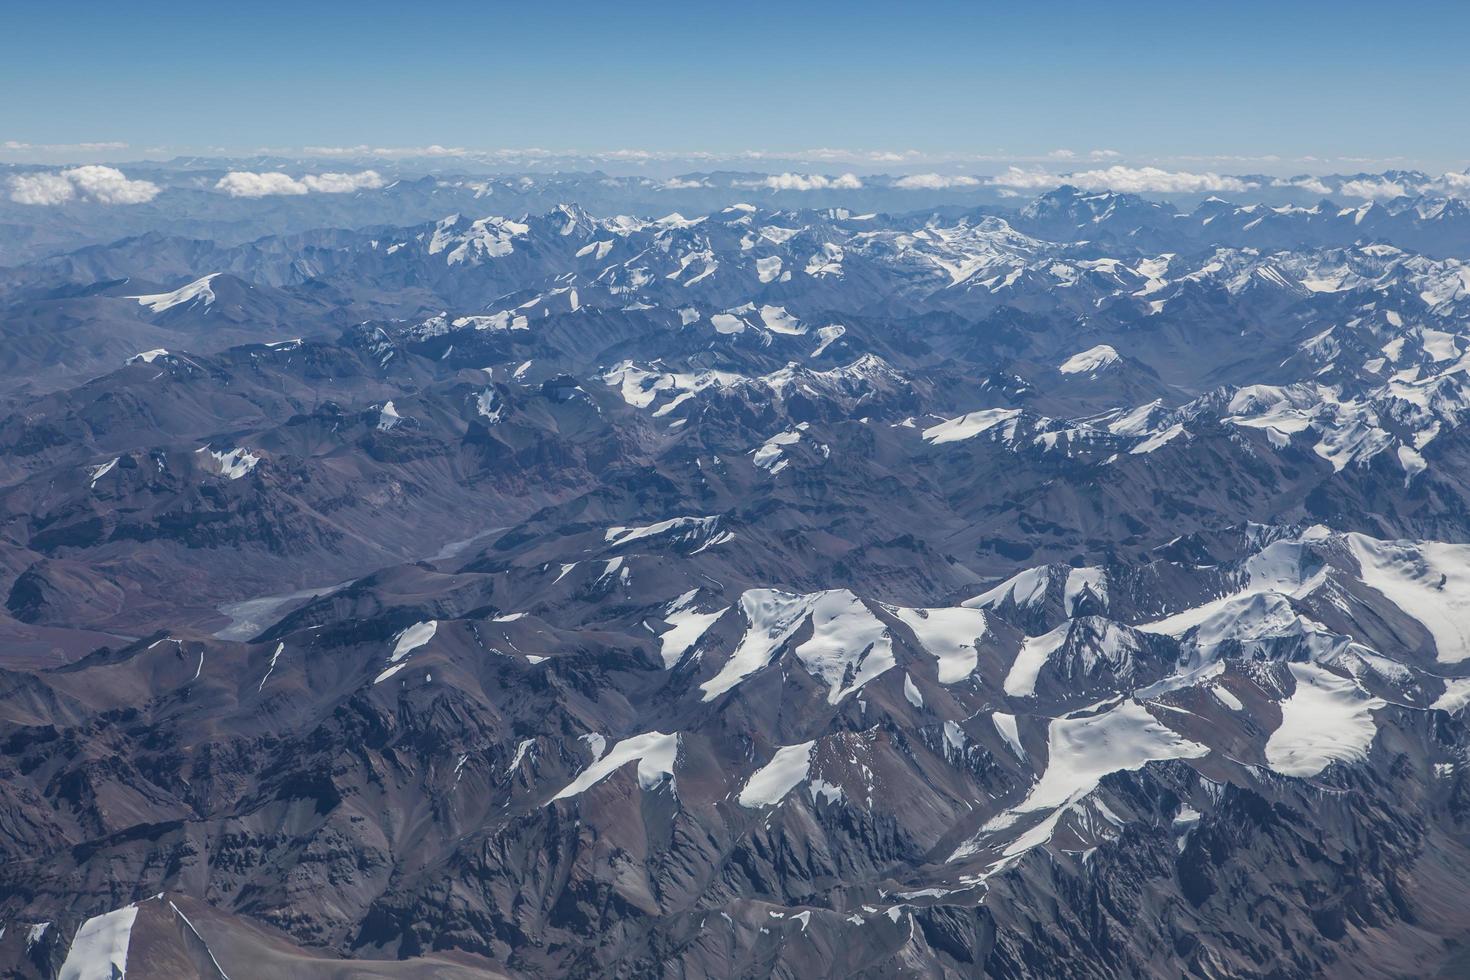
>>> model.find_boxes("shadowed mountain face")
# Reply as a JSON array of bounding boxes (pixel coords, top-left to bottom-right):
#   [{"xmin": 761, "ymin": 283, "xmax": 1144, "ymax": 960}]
[{"xmin": 7, "ymin": 181, "xmax": 1470, "ymax": 978}]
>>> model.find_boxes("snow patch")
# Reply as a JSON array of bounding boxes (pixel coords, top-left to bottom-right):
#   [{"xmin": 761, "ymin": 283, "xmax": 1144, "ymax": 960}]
[
  {"xmin": 204, "ymin": 446, "xmax": 259, "ymax": 480},
  {"xmin": 1003, "ymin": 622, "xmax": 1070, "ymax": 697},
  {"xmin": 658, "ymin": 591, "xmax": 729, "ymax": 668},
  {"xmin": 377, "ymin": 400, "xmax": 402, "ymax": 431},
  {"xmin": 738, "ymin": 741, "xmax": 816, "ymax": 807},
  {"xmin": 923, "ymin": 408, "xmax": 1021, "ymax": 445},
  {"xmin": 889, "ymin": 605, "xmax": 989, "ymax": 683},
  {"xmin": 130, "ymin": 274, "xmax": 220, "ymax": 314},
  {"xmin": 1347, "ymin": 534, "xmax": 1470, "ymax": 663},
  {"xmin": 391, "ymin": 621, "xmax": 437, "ymax": 661},
  {"xmin": 552, "ymin": 731, "xmax": 679, "ymax": 799},
  {"xmin": 952, "ymin": 701, "xmax": 1207, "ymax": 863},
  {"xmin": 702, "ymin": 590, "xmax": 894, "ymax": 703},
  {"xmin": 88, "ymin": 458, "xmax": 119, "ymax": 487},
  {"xmin": 1266, "ymin": 662, "xmax": 1385, "ymax": 777},
  {"xmin": 605, "ymin": 515, "xmax": 721, "ymax": 549},
  {"xmin": 58, "ymin": 903, "xmax": 139, "ymax": 980},
  {"xmin": 1058, "ymin": 344, "xmax": 1120, "ymax": 375}
]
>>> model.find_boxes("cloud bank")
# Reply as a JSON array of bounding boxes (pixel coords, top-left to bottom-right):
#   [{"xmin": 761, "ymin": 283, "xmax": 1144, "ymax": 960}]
[
  {"xmin": 894, "ymin": 173, "xmax": 982, "ymax": 190},
  {"xmin": 987, "ymin": 165, "xmax": 1258, "ymax": 195},
  {"xmin": 747, "ymin": 172, "xmax": 863, "ymax": 191},
  {"xmin": 1434, "ymin": 172, "xmax": 1470, "ymax": 195},
  {"xmin": 214, "ymin": 170, "xmax": 386, "ymax": 198},
  {"xmin": 1336, "ymin": 177, "xmax": 1407, "ymax": 200},
  {"xmin": 7, "ymin": 165, "xmax": 160, "ymax": 205},
  {"xmin": 1271, "ymin": 176, "xmax": 1334, "ymax": 196}
]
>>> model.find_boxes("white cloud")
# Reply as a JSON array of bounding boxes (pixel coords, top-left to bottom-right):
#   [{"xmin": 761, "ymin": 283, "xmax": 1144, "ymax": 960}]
[
  {"xmin": 987, "ymin": 165, "xmax": 1257, "ymax": 195},
  {"xmin": 594, "ymin": 148, "xmax": 656, "ymax": 161},
  {"xmin": 1089, "ymin": 149, "xmax": 1122, "ymax": 160},
  {"xmin": 893, "ymin": 173, "xmax": 981, "ymax": 190},
  {"xmin": 215, "ymin": 172, "xmax": 308, "ymax": 197},
  {"xmin": 374, "ymin": 144, "xmax": 464, "ymax": 158},
  {"xmin": 302, "ymin": 145, "xmax": 359, "ymax": 156},
  {"xmin": 8, "ymin": 172, "xmax": 76, "ymax": 205},
  {"xmin": 7, "ymin": 165, "xmax": 158, "ymax": 205},
  {"xmin": 662, "ymin": 176, "xmax": 710, "ymax": 189},
  {"xmin": 790, "ymin": 147, "xmax": 855, "ymax": 162},
  {"xmin": 303, "ymin": 144, "xmax": 466, "ymax": 159},
  {"xmin": 753, "ymin": 172, "xmax": 863, "ymax": 191},
  {"xmin": 1271, "ymin": 176, "xmax": 1333, "ymax": 196},
  {"xmin": 214, "ymin": 170, "xmax": 386, "ymax": 198},
  {"xmin": 1337, "ymin": 177, "xmax": 1406, "ymax": 200},
  {"xmin": 986, "ymin": 168, "xmax": 1068, "ymax": 191},
  {"xmin": 1171, "ymin": 153, "xmax": 1283, "ymax": 166},
  {"xmin": 3, "ymin": 140, "xmax": 129, "ymax": 152},
  {"xmin": 300, "ymin": 170, "xmax": 386, "ymax": 193},
  {"xmin": 866, "ymin": 150, "xmax": 921, "ymax": 163},
  {"xmin": 64, "ymin": 165, "xmax": 162, "ymax": 204},
  {"xmin": 1430, "ymin": 172, "xmax": 1470, "ymax": 196}
]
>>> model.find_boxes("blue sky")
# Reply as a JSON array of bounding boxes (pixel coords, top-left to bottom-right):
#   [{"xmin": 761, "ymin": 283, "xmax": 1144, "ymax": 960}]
[{"xmin": 3, "ymin": 0, "xmax": 1468, "ymax": 172}]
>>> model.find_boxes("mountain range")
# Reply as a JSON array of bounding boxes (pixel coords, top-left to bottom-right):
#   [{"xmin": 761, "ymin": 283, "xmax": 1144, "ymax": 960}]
[{"xmin": 4, "ymin": 177, "xmax": 1470, "ymax": 977}]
